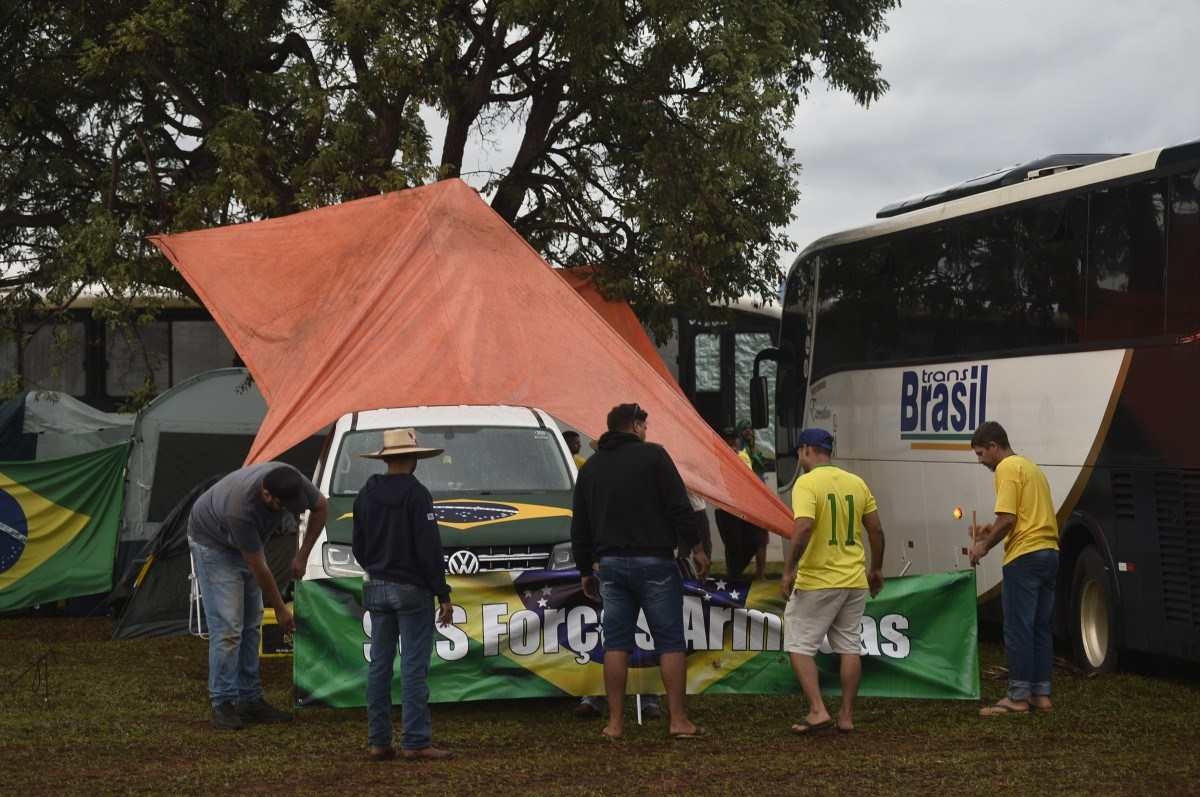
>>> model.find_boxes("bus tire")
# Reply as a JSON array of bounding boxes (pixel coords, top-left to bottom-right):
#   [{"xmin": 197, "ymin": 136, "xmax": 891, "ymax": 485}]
[{"xmin": 1069, "ymin": 545, "xmax": 1118, "ymax": 674}]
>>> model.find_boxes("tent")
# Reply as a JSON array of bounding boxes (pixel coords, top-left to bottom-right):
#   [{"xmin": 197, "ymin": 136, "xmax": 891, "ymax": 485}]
[
  {"xmin": 150, "ymin": 180, "xmax": 793, "ymax": 535},
  {"xmin": 117, "ymin": 367, "xmax": 325, "ymax": 576},
  {"xmin": 111, "ymin": 475, "xmax": 297, "ymax": 639},
  {"xmin": 0, "ymin": 391, "xmax": 132, "ymax": 461}
]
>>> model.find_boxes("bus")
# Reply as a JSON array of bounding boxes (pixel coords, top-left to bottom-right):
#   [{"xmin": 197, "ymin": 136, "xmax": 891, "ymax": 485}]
[
  {"xmin": 754, "ymin": 138, "xmax": 1200, "ymax": 672},
  {"xmin": 0, "ymin": 289, "xmax": 238, "ymax": 411}
]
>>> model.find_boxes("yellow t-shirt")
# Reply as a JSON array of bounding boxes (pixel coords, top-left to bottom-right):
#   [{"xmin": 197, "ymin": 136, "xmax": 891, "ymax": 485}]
[
  {"xmin": 994, "ymin": 454, "xmax": 1059, "ymax": 565},
  {"xmin": 573, "ymin": 454, "xmax": 587, "ymax": 470},
  {"xmin": 737, "ymin": 448, "xmax": 753, "ymax": 469},
  {"xmin": 791, "ymin": 464, "xmax": 878, "ymax": 590}
]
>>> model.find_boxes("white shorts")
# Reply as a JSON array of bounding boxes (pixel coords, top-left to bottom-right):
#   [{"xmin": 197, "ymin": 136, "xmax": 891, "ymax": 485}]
[{"xmin": 783, "ymin": 588, "xmax": 868, "ymax": 656}]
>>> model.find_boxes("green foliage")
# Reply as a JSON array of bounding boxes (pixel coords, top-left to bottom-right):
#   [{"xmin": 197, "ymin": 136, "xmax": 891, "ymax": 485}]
[{"xmin": 1, "ymin": 0, "xmax": 899, "ymax": 351}]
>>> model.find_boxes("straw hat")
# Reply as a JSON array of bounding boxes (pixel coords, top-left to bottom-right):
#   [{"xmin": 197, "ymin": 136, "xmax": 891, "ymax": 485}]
[{"xmin": 359, "ymin": 428, "xmax": 444, "ymax": 460}]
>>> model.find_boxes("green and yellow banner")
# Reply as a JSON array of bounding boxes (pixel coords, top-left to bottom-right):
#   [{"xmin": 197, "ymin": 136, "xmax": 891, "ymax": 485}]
[
  {"xmin": 294, "ymin": 569, "xmax": 979, "ymax": 706},
  {"xmin": 0, "ymin": 443, "xmax": 129, "ymax": 611}
]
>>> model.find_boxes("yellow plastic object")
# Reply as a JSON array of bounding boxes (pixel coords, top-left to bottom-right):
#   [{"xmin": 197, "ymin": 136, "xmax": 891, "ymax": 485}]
[{"xmin": 259, "ymin": 603, "xmax": 294, "ymax": 658}]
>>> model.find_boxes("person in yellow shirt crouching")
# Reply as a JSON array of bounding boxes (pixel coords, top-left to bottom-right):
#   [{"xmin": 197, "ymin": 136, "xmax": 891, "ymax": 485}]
[
  {"xmin": 969, "ymin": 421, "xmax": 1059, "ymax": 717},
  {"xmin": 781, "ymin": 428, "xmax": 885, "ymax": 735}
]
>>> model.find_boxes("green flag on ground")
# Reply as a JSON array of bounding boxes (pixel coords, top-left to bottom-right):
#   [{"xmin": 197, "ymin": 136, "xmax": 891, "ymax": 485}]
[{"xmin": 0, "ymin": 443, "xmax": 129, "ymax": 611}]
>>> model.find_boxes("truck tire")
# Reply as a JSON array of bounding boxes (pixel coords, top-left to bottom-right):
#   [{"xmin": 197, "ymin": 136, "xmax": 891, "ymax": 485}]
[{"xmin": 1069, "ymin": 545, "xmax": 1118, "ymax": 673}]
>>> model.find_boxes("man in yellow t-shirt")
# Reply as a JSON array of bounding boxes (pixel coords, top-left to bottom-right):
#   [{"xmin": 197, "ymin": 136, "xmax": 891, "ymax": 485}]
[
  {"xmin": 562, "ymin": 431, "xmax": 588, "ymax": 470},
  {"xmin": 969, "ymin": 421, "xmax": 1059, "ymax": 717},
  {"xmin": 781, "ymin": 428, "xmax": 885, "ymax": 735}
]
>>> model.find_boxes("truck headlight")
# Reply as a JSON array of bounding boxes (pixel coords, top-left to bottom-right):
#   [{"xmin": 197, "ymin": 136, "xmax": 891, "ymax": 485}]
[
  {"xmin": 550, "ymin": 542, "xmax": 575, "ymax": 571},
  {"xmin": 323, "ymin": 543, "xmax": 364, "ymax": 577}
]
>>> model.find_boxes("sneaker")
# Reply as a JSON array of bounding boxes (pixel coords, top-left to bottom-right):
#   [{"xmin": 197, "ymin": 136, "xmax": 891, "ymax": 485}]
[
  {"xmin": 211, "ymin": 701, "xmax": 244, "ymax": 731},
  {"xmin": 237, "ymin": 698, "xmax": 293, "ymax": 724}
]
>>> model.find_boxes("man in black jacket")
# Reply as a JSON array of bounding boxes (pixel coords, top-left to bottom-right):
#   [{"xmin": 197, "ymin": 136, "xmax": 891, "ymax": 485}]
[
  {"xmin": 353, "ymin": 428, "xmax": 454, "ymax": 762},
  {"xmin": 571, "ymin": 403, "xmax": 709, "ymax": 740}
]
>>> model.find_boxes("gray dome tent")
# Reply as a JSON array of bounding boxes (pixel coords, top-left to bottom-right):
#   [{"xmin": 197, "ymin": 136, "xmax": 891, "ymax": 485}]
[
  {"xmin": 118, "ymin": 368, "xmax": 324, "ymax": 556},
  {"xmin": 111, "ymin": 368, "xmax": 325, "ymax": 636}
]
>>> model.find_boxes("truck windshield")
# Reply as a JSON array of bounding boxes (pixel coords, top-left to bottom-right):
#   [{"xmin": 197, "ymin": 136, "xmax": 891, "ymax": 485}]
[{"xmin": 330, "ymin": 426, "xmax": 572, "ymax": 496}]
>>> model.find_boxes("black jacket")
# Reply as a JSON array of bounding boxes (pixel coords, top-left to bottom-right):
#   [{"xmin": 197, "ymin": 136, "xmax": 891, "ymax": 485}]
[
  {"xmin": 570, "ymin": 431, "xmax": 699, "ymax": 573},
  {"xmin": 351, "ymin": 473, "xmax": 450, "ymax": 601}
]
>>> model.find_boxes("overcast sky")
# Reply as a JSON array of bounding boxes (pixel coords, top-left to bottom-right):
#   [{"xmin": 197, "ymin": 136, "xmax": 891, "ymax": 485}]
[
  {"xmin": 438, "ymin": 0, "xmax": 1200, "ymax": 278},
  {"xmin": 786, "ymin": 0, "xmax": 1200, "ymax": 259}
]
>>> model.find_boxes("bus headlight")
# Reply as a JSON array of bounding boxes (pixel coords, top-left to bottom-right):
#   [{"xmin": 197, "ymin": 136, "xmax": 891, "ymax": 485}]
[
  {"xmin": 549, "ymin": 542, "xmax": 575, "ymax": 571},
  {"xmin": 322, "ymin": 543, "xmax": 364, "ymax": 578}
]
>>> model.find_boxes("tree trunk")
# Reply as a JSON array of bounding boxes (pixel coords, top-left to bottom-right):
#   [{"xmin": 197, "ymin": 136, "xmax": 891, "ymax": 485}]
[{"xmin": 490, "ymin": 76, "xmax": 565, "ymax": 222}]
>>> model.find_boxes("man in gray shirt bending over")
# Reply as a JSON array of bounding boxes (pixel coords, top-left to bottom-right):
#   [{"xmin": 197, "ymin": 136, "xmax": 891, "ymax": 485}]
[{"xmin": 188, "ymin": 462, "xmax": 328, "ymax": 730}]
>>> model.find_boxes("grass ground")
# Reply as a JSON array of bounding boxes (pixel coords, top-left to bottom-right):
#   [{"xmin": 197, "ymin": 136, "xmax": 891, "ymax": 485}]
[{"xmin": 2, "ymin": 616, "xmax": 1199, "ymax": 796}]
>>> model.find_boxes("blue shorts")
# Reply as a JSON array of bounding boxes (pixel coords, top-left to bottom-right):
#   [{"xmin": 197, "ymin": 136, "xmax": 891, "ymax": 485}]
[{"xmin": 598, "ymin": 556, "xmax": 685, "ymax": 653}]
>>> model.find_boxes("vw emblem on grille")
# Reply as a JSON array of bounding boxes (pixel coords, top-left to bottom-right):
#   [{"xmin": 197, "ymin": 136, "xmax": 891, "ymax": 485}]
[{"xmin": 447, "ymin": 549, "xmax": 480, "ymax": 575}]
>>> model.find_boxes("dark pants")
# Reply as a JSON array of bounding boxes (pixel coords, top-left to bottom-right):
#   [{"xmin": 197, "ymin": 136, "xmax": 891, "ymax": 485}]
[
  {"xmin": 683, "ymin": 509, "xmax": 713, "ymax": 559},
  {"xmin": 1002, "ymin": 549, "xmax": 1059, "ymax": 701},
  {"xmin": 715, "ymin": 509, "xmax": 766, "ymax": 578},
  {"xmin": 363, "ymin": 579, "xmax": 435, "ymax": 750}
]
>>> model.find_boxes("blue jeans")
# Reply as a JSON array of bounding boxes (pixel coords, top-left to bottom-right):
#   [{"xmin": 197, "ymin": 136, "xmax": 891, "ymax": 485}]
[
  {"xmin": 363, "ymin": 579, "xmax": 435, "ymax": 750},
  {"xmin": 598, "ymin": 556, "xmax": 685, "ymax": 653},
  {"xmin": 189, "ymin": 539, "xmax": 264, "ymax": 707},
  {"xmin": 1002, "ymin": 548, "xmax": 1059, "ymax": 701}
]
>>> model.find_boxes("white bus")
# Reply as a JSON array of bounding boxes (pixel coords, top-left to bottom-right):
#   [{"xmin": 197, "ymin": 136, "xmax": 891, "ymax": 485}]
[{"xmin": 754, "ymin": 139, "xmax": 1200, "ymax": 673}]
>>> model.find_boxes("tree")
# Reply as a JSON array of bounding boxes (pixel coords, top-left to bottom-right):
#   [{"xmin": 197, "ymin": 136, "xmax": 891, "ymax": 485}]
[{"xmin": 0, "ymin": 0, "xmax": 897, "ymax": 390}]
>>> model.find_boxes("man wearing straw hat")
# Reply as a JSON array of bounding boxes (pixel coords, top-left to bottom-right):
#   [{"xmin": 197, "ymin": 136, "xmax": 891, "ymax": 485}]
[{"xmin": 353, "ymin": 428, "xmax": 454, "ymax": 762}]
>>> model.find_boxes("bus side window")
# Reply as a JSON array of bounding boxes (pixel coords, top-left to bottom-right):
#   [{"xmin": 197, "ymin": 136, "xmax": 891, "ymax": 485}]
[
  {"xmin": 1085, "ymin": 179, "xmax": 1167, "ymax": 342},
  {"xmin": 106, "ymin": 320, "xmax": 170, "ymax": 396},
  {"xmin": 1167, "ymin": 169, "xmax": 1200, "ymax": 336},
  {"xmin": 24, "ymin": 321, "xmax": 87, "ymax": 396},
  {"xmin": 1021, "ymin": 197, "xmax": 1087, "ymax": 346}
]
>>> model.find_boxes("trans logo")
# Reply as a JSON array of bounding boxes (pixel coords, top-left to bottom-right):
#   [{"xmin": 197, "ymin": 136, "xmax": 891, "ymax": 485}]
[{"xmin": 900, "ymin": 364, "xmax": 988, "ymax": 450}]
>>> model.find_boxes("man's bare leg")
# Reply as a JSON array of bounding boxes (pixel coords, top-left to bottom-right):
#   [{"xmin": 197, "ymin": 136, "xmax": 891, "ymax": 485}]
[
  {"xmin": 837, "ymin": 653, "xmax": 862, "ymax": 731},
  {"xmin": 659, "ymin": 651, "xmax": 699, "ymax": 735},
  {"xmin": 789, "ymin": 653, "xmax": 832, "ymax": 727},
  {"xmin": 603, "ymin": 650, "xmax": 629, "ymax": 738}
]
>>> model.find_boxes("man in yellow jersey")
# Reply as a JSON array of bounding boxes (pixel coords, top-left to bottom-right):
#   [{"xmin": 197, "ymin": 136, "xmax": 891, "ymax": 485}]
[
  {"xmin": 563, "ymin": 431, "xmax": 588, "ymax": 470},
  {"xmin": 969, "ymin": 421, "xmax": 1059, "ymax": 717},
  {"xmin": 781, "ymin": 428, "xmax": 885, "ymax": 734}
]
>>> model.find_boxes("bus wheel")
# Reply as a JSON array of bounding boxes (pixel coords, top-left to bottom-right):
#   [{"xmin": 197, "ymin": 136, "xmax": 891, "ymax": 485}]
[{"xmin": 1069, "ymin": 546, "xmax": 1118, "ymax": 674}]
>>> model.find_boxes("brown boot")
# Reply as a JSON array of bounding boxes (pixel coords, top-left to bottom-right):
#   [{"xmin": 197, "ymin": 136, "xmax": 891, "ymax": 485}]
[
  {"xmin": 367, "ymin": 746, "xmax": 396, "ymax": 761},
  {"xmin": 402, "ymin": 746, "xmax": 454, "ymax": 761}
]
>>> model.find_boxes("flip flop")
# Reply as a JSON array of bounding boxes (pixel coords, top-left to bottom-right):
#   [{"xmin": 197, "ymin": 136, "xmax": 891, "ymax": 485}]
[
  {"xmin": 669, "ymin": 726, "xmax": 707, "ymax": 740},
  {"xmin": 601, "ymin": 729, "xmax": 622, "ymax": 742},
  {"xmin": 836, "ymin": 725, "xmax": 855, "ymax": 734},
  {"xmin": 979, "ymin": 702, "xmax": 1030, "ymax": 717},
  {"xmin": 790, "ymin": 718, "xmax": 835, "ymax": 734}
]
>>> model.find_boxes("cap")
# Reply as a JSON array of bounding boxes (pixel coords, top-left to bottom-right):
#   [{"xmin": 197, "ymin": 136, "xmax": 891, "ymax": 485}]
[
  {"xmin": 796, "ymin": 427, "xmax": 834, "ymax": 452},
  {"xmin": 606, "ymin": 403, "xmax": 648, "ymax": 432},
  {"xmin": 734, "ymin": 418, "xmax": 752, "ymax": 434}
]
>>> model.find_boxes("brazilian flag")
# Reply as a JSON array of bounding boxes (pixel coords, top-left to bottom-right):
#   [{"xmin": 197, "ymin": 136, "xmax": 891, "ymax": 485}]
[{"xmin": 0, "ymin": 443, "xmax": 129, "ymax": 611}]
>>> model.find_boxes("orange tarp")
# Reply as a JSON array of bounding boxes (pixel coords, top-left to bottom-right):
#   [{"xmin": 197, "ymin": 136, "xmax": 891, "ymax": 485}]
[
  {"xmin": 555, "ymin": 267, "xmax": 684, "ymax": 395},
  {"xmin": 150, "ymin": 180, "xmax": 792, "ymax": 535}
]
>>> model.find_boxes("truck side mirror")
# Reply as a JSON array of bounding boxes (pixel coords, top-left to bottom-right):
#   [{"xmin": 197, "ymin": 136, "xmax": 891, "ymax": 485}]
[{"xmin": 750, "ymin": 375, "xmax": 769, "ymax": 429}]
